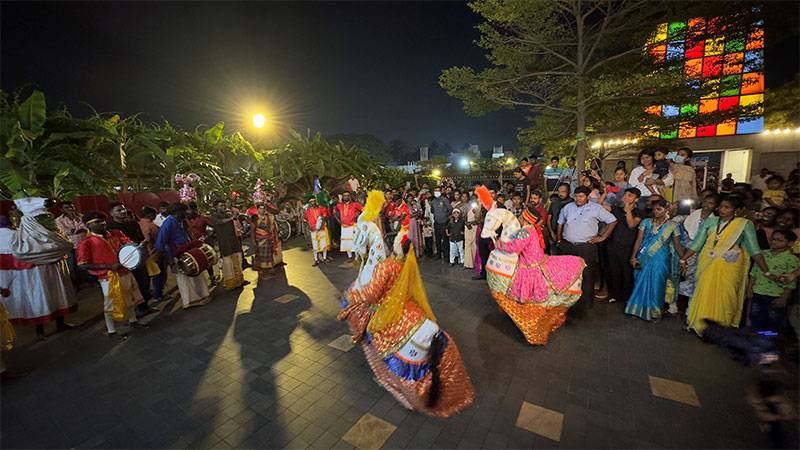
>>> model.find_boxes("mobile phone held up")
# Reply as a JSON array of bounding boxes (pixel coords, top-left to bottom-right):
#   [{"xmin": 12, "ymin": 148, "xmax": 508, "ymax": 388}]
[{"xmin": 677, "ymin": 199, "xmax": 695, "ymax": 215}]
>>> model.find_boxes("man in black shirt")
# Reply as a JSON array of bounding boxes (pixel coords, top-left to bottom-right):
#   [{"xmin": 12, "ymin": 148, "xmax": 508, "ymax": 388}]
[
  {"xmin": 602, "ymin": 188, "xmax": 644, "ymax": 303},
  {"xmin": 513, "ymin": 167, "xmax": 531, "ymax": 204},
  {"xmin": 546, "ymin": 183, "xmax": 572, "ymax": 255},
  {"xmin": 107, "ymin": 202, "xmax": 156, "ymax": 315}
]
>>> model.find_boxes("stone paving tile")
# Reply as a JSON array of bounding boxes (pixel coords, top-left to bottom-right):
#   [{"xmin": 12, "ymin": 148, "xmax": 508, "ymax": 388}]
[{"xmin": 0, "ymin": 245, "xmax": 784, "ymax": 449}]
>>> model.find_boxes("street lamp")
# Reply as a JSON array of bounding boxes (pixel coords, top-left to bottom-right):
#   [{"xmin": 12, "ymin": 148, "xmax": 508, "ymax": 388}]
[
  {"xmin": 252, "ymin": 113, "xmax": 266, "ymax": 128},
  {"xmin": 432, "ymin": 169, "xmax": 441, "ymax": 176},
  {"xmin": 461, "ymin": 159, "xmax": 469, "ymax": 167}
]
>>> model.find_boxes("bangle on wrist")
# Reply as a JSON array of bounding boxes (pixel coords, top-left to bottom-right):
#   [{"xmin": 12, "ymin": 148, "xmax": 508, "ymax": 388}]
[{"xmin": 764, "ymin": 271, "xmax": 772, "ymax": 277}]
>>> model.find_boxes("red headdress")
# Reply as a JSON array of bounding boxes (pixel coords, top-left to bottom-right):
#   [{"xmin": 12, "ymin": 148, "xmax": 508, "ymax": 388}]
[{"xmin": 475, "ymin": 185, "xmax": 494, "ymax": 211}]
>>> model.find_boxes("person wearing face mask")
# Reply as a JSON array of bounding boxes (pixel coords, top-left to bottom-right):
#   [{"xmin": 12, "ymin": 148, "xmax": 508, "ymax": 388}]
[
  {"xmin": 335, "ymin": 191, "xmax": 363, "ymax": 262},
  {"xmin": 670, "ymin": 147, "xmax": 698, "ymax": 204}
]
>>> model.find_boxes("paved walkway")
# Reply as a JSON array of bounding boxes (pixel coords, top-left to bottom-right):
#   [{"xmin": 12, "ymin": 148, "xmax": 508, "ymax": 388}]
[{"xmin": 0, "ymin": 246, "xmax": 787, "ymax": 449}]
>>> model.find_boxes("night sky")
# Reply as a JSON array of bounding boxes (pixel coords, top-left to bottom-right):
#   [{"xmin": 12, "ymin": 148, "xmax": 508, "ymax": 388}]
[
  {"xmin": 2, "ymin": 1, "xmax": 798, "ymax": 157},
  {"xmin": 1, "ymin": 1, "xmax": 529, "ymax": 155}
]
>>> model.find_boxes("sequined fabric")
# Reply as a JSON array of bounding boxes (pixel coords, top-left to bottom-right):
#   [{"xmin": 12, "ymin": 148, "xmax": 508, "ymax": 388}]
[
  {"xmin": 339, "ymin": 259, "xmax": 402, "ymax": 343},
  {"xmin": 370, "ymin": 300, "xmax": 427, "ymax": 358},
  {"xmin": 495, "ymin": 226, "xmax": 585, "ymax": 303},
  {"xmin": 362, "ymin": 331, "xmax": 475, "ymax": 418},
  {"xmin": 492, "ymin": 292, "xmax": 569, "ymax": 345}
]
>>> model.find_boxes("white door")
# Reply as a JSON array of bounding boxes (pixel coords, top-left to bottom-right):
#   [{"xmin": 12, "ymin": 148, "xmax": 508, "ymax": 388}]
[{"xmin": 721, "ymin": 149, "xmax": 751, "ymax": 183}]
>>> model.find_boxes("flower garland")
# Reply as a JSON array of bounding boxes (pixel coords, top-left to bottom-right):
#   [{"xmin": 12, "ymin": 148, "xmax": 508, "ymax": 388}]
[
  {"xmin": 175, "ymin": 173, "xmax": 200, "ymax": 202},
  {"xmin": 253, "ymin": 178, "xmax": 268, "ymax": 204}
]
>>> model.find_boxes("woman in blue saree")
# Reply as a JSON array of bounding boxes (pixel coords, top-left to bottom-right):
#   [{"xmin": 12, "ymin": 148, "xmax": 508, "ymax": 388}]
[{"xmin": 625, "ymin": 199, "xmax": 685, "ymax": 322}]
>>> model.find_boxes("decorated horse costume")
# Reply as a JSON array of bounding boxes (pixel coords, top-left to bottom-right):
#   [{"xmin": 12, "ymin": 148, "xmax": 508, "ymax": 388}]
[
  {"xmin": 481, "ymin": 206, "xmax": 585, "ymax": 345},
  {"xmin": 339, "ymin": 192, "xmax": 474, "ymax": 417}
]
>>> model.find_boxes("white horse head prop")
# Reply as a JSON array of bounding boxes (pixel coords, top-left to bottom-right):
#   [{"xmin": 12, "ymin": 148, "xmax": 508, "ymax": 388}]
[
  {"xmin": 480, "ymin": 207, "xmax": 521, "ymax": 291},
  {"xmin": 480, "ymin": 207, "xmax": 520, "ymax": 241}
]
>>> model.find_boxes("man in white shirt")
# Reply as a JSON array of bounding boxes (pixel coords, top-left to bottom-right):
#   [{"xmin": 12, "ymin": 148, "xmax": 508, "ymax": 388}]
[
  {"xmin": 749, "ymin": 168, "xmax": 770, "ymax": 192},
  {"xmin": 153, "ymin": 201, "xmax": 170, "ymax": 227},
  {"xmin": 347, "ymin": 175, "xmax": 360, "ymax": 193}
]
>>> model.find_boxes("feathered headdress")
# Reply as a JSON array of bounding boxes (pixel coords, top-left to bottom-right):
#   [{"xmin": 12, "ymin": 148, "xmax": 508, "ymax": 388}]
[
  {"xmin": 475, "ymin": 185, "xmax": 494, "ymax": 210},
  {"xmin": 361, "ymin": 190, "xmax": 385, "ymax": 223}
]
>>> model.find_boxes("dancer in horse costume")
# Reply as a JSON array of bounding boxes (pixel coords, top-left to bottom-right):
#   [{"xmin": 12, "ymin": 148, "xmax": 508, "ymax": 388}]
[
  {"xmin": 478, "ymin": 186, "xmax": 585, "ymax": 345},
  {"xmin": 340, "ymin": 191, "xmax": 475, "ymax": 417}
]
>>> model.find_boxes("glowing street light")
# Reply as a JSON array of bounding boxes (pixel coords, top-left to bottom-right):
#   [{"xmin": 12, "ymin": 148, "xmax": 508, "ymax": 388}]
[
  {"xmin": 252, "ymin": 113, "xmax": 266, "ymax": 128},
  {"xmin": 783, "ymin": 128, "xmax": 791, "ymax": 134},
  {"xmin": 506, "ymin": 157, "xmax": 514, "ymax": 164},
  {"xmin": 461, "ymin": 159, "xmax": 470, "ymax": 167},
  {"xmin": 432, "ymin": 169, "xmax": 441, "ymax": 176}
]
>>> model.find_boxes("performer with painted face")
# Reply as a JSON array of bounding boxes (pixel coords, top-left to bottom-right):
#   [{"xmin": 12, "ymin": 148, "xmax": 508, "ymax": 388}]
[
  {"xmin": 341, "ymin": 191, "xmax": 475, "ymax": 418},
  {"xmin": 478, "ymin": 186, "xmax": 585, "ymax": 345}
]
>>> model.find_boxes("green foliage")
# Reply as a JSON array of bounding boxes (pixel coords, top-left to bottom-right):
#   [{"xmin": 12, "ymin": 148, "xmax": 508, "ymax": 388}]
[
  {"xmin": 764, "ymin": 75, "xmax": 800, "ymax": 130},
  {"xmin": 441, "ymin": 0, "xmax": 771, "ymax": 169}
]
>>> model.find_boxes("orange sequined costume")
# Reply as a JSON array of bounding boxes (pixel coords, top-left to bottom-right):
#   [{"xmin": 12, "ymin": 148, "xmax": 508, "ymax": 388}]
[
  {"xmin": 491, "ymin": 225, "xmax": 584, "ymax": 345},
  {"xmin": 339, "ymin": 258, "xmax": 402, "ymax": 342},
  {"xmin": 361, "ymin": 250, "xmax": 475, "ymax": 418}
]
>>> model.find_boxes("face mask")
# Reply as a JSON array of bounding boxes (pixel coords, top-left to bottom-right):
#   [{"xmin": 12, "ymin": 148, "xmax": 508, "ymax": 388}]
[
  {"xmin": 673, "ymin": 155, "xmax": 685, "ymax": 164},
  {"xmin": 434, "ymin": 192, "xmax": 441, "ymax": 198}
]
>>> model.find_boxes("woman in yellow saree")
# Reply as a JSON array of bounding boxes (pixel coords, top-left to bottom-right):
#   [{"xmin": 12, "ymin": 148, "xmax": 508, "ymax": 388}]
[{"xmin": 680, "ymin": 195, "xmax": 771, "ymax": 335}]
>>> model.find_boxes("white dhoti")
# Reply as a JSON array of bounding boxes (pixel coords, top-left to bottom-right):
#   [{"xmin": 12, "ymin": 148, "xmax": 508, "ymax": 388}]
[
  {"xmin": 221, "ymin": 253, "xmax": 245, "ymax": 290},
  {"xmin": 340, "ymin": 225, "xmax": 355, "ymax": 252},
  {"xmin": 311, "ymin": 226, "xmax": 330, "ymax": 253},
  {"xmin": 176, "ymin": 272, "xmax": 211, "ymax": 308},
  {"xmin": 0, "ymin": 262, "xmax": 77, "ymax": 326},
  {"xmin": 100, "ymin": 272, "xmax": 144, "ymax": 314}
]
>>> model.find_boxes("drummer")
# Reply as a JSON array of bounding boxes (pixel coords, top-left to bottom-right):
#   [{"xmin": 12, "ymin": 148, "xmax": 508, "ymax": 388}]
[
  {"xmin": 106, "ymin": 202, "xmax": 157, "ymax": 316},
  {"xmin": 76, "ymin": 211, "xmax": 148, "ymax": 342},
  {"xmin": 155, "ymin": 203, "xmax": 212, "ymax": 309}
]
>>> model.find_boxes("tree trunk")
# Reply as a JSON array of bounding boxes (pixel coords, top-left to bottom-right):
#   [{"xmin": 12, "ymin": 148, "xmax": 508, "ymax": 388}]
[{"xmin": 575, "ymin": 1, "xmax": 587, "ymax": 171}]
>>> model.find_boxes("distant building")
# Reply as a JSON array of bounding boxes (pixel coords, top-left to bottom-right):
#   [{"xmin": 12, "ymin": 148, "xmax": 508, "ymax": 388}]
[
  {"xmin": 419, "ymin": 146, "xmax": 429, "ymax": 161},
  {"xmin": 395, "ymin": 162, "xmax": 420, "ymax": 174},
  {"xmin": 467, "ymin": 144, "xmax": 480, "ymax": 156},
  {"xmin": 492, "ymin": 145, "xmax": 504, "ymax": 159}
]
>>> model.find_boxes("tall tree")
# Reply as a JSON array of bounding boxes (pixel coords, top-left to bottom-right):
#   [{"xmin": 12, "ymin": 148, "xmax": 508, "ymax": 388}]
[{"xmin": 440, "ymin": 0, "xmax": 765, "ymax": 169}]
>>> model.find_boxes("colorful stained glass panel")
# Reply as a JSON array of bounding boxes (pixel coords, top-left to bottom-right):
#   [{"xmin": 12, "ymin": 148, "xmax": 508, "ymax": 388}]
[
  {"xmin": 668, "ymin": 22, "xmax": 687, "ymax": 41},
  {"xmin": 717, "ymin": 119, "xmax": 737, "ymax": 135},
  {"xmin": 720, "ymin": 75, "xmax": 742, "ymax": 97},
  {"xmin": 722, "ymin": 53, "xmax": 743, "ymax": 75},
  {"xmin": 741, "ymin": 73, "xmax": 764, "ymax": 95},
  {"xmin": 647, "ymin": 15, "xmax": 764, "ymax": 137},
  {"xmin": 667, "ymin": 42, "xmax": 685, "ymax": 60},
  {"xmin": 725, "ymin": 32, "xmax": 746, "ymax": 53},
  {"xmin": 679, "ymin": 123, "xmax": 697, "ymax": 138},
  {"xmin": 736, "ymin": 116, "xmax": 764, "ymax": 134},
  {"xmin": 697, "ymin": 124, "xmax": 717, "ymax": 136},
  {"xmin": 719, "ymin": 96, "xmax": 739, "ymax": 111},
  {"xmin": 702, "ymin": 55, "xmax": 723, "ymax": 77},
  {"xmin": 744, "ymin": 50, "xmax": 764, "ymax": 72},
  {"xmin": 704, "ymin": 36, "xmax": 724, "ymax": 56}
]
